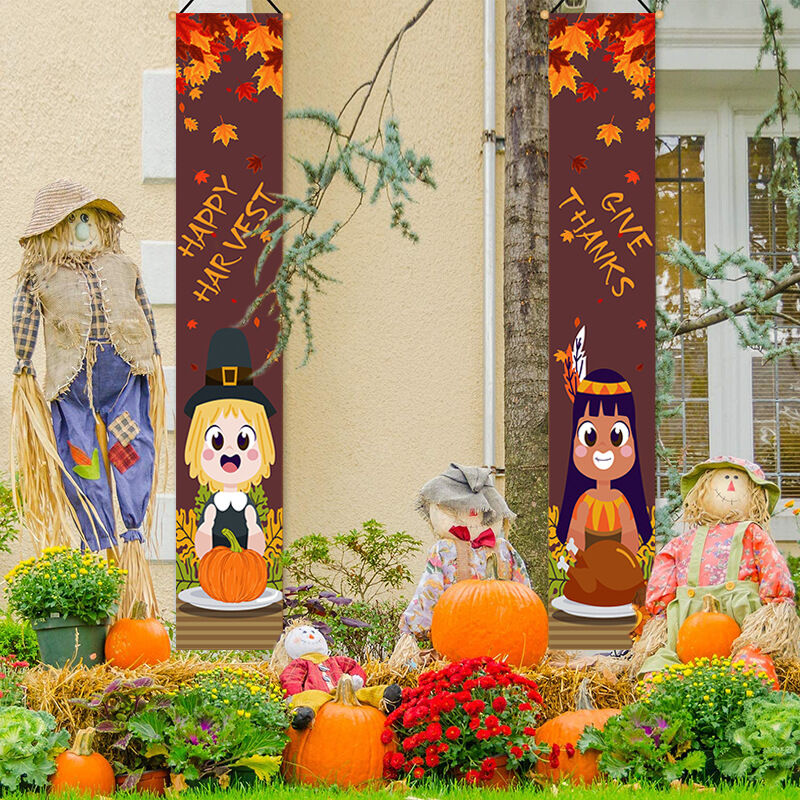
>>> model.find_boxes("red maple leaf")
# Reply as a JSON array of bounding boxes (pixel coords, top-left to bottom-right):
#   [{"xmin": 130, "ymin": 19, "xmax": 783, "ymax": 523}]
[
  {"xmin": 549, "ymin": 47, "xmax": 571, "ymax": 72},
  {"xmin": 176, "ymin": 76, "xmax": 187, "ymax": 95},
  {"xmin": 625, "ymin": 169, "xmax": 640, "ymax": 184},
  {"xmin": 264, "ymin": 46, "xmax": 283, "ymax": 70},
  {"xmin": 572, "ymin": 155, "xmax": 588, "ymax": 173},
  {"xmin": 194, "ymin": 170, "xmax": 210, "ymax": 184},
  {"xmin": 636, "ymin": 319, "xmax": 647, "ymax": 329},
  {"xmin": 265, "ymin": 17, "xmax": 283, "ymax": 38},
  {"xmin": 178, "ymin": 102, "xmax": 185, "ymax": 113},
  {"xmin": 549, "ymin": 17, "xmax": 568, "ymax": 39},
  {"xmin": 577, "ymin": 82, "xmax": 599, "ymax": 102},
  {"xmin": 246, "ymin": 154, "xmax": 263, "ymax": 173},
  {"xmin": 187, "ymin": 319, "xmax": 198, "ymax": 329},
  {"xmin": 190, "ymin": 363, "xmax": 198, "ymax": 371},
  {"xmin": 175, "ymin": 15, "xmax": 202, "ymax": 44},
  {"xmin": 235, "ymin": 82, "xmax": 257, "ymax": 101},
  {"xmin": 201, "ymin": 14, "xmax": 230, "ymax": 39}
]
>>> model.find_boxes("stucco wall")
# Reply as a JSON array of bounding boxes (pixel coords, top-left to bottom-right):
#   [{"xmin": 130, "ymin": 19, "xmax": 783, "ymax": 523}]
[{"xmin": 0, "ymin": 0, "xmax": 505, "ymax": 621}]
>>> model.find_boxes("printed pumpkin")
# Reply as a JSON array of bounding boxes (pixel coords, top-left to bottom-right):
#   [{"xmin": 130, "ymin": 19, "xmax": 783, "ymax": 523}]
[
  {"xmin": 198, "ymin": 527, "xmax": 268, "ymax": 603},
  {"xmin": 283, "ymin": 676, "xmax": 390, "ymax": 787},
  {"xmin": 105, "ymin": 601, "xmax": 171, "ymax": 668},
  {"xmin": 431, "ymin": 554, "xmax": 548, "ymax": 667}
]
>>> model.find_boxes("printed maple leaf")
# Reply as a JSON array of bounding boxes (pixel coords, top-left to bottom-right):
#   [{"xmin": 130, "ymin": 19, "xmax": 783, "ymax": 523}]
[
  {"xmin": 184, "ymin": 55, "xmax": 221, "ymax": 87},
  {"xmin": 561, "ymin": 230, "xmax": 575, "ymax": 243},
  {"xmin": 242, "ymin": 23, "xmax": 282, "ymax": 60},
  {"xmin": 571, "ymin": 154, "xmax": 588, "ymax": 173},
  {"xmin": 187, "ymin": 319, "xmax": 199, "ymax": 329},
  {"xmin": 189, "ymin": 87, "xmax": 203, "ymax": 100},
  {"xmin": 253, "ymin": 317, "xmax": 261, "ymax": 328},
  {"xmin": 184, "ymin": 117, "xmax": 198, "ymax": 132},
  {"xmin": 212, "ymin": 117, "xmax": 238, "ymax": 147},
  {"xmin": 554, "ymin": 349, "xmax": 569, "ymax": 363},
  {"xmin": 596, "ymin": 119, "xmax": 622, "ymax": 147},
  {"xmin": 549, "ymin": 50, "xmax": 579, "ymax": 97},
  {"xmin": 636, "ymin": 117, "xmax": 651, "ymax": 132},
  {"xmin": 235, "ymin": 81, "xmax": 257, "ymax": 101},
  {"xmin": 632, "ymin": 87, "xmax": 646, "ymax": 100},
  {"xmin": 613, "ymin": 52, "xmax": 650, "ymax": 87},
  {"xmin": 577, "ymin": 82, "xmax": 599, "ymax": 102},
  {"xmin": 176, "ymin": 76, "xmax": 187, "ymax": 95},
  {"xmin": 625, "ymin": 169, "xmax": 640, "ymax": 184},
  {"xmin": 636, "ymin": 319, "xmax": 648, "ymax": 329},
  {"xmin": 194, "ymin": 170, "xmax": 209, "ymax": 184},
  {"xmin": 263, "ymin": 46, "xmax": 283, "ymax": 71},
  {"xmin": 253, "ymin": 63, "xmax": 282, "ymax": 98},
  {"xmin": 246, "ymin": 154, "xmax": 263, "ymax": 173},
  {"xmin": 551, "ymin": 23, "xmax": 592, "ymax": 59}
]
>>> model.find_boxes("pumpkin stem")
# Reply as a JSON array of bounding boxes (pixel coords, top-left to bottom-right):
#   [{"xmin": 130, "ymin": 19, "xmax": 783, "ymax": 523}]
[
  {"xmin": 130, "ymin": 600, "xmax": 150, "ymax": 620},
  {"xmin": 333, "ymin": 675, "xmax": 362, "ymax": 707},
  {"xmin": 702, "ymin": 594, "xmax": 721, "ymax": 614},
  {"xmin": 575, "ymin": 678, "xmax": 596, "ymax": 711},
  {"xmin": 70, "ymin": 728, "xmax": 97, "ymax": 756},
  {"xmin": 486, "ymin": 552, "xmax": 500, "ymax": 581},
  {"xmin": 220, "ymin": 527, "xmax": 243, "ymax": 553}
]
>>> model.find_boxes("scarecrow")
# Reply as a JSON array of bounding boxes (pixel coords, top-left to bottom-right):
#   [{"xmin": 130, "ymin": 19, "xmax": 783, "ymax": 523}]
[
  {"xmin": 632, "ymin": 456, "xmax": 799, "ymax": 675},
  {"xmin": 399, "ymin": 463, "xmax": 530, "ymax": 637},
  {"xmin": 11, "ymin": 180, "xmax": 167, "ymax": 614},
  {"xmin": 270, "ymin": 622, "xmax": 402, "ymax": 730}
]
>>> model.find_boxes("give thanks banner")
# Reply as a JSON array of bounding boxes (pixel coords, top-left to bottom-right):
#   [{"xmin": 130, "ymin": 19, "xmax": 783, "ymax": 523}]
[
  {"xmin": 547, "ymin": 13, "xmax": 655, "ymax": 650},
  {"xmin": 175, "ymin": 12, "xmax": 284, "ymax": 650}
]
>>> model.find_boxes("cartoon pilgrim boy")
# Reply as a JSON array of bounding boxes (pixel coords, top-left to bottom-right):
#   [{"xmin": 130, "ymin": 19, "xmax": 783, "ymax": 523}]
[
  {"xmin": 11, "ymin": 180, "xmax": 166, "ymax": 609},
  {"xmin": 554, "ymin": 369, "xmax": 651, "ymax": 610},
  {"xmin": 400, "ymin": 463, "xmax": 531, "ymax": 637},
  {"xmin": 184, "ymin": 327, "xmax": 276, "ymax": 560}
]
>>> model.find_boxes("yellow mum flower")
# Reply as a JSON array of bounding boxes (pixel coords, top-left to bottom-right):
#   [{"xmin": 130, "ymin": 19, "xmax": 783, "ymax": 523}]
[{"xmin": 237, "ymin": 709, "xmax": 244, "ymax": 716}]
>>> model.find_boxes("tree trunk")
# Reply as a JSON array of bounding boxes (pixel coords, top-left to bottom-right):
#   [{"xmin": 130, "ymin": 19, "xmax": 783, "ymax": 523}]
[{"xmin": 503, "ymin": 0, "xmax": 549, "ymax": 600}]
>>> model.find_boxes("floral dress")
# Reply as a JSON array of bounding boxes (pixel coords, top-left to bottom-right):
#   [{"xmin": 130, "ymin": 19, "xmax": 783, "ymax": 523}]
[
  {"xmin": 645, "ymin": 521, "xmax": 795, "ymax": 617},
  {"xmin": 400, "ymin": 538, "xmax": 530, "ymax": 636}
]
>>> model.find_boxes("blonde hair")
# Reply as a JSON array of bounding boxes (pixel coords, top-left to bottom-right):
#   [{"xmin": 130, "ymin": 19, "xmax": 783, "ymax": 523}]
[
  {"xmin": 683, "ymin": 469, "xmax": 771, "ymax": 527},
  {"xmin": 20, "ymin": 207, "xmax": 122, "ymax": 280},
  {"xmin": 185, "ymin": 398, "xmax": 275, "ymax": 492}
]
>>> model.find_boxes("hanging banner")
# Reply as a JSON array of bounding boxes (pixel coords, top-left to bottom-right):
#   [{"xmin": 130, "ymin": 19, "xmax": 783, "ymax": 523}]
[
  {"xmin": 175, "ymin": 12, "xmax": 284, "ymax": 650},
  {"xmin": 548, "ymin": 13, "xmax": 655, "ymax": 650}
]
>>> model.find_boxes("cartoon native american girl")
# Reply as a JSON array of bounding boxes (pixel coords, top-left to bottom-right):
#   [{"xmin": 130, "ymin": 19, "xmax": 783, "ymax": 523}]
[{"xmin": 184, "ymin": 328, "xmax": 276, "ymax": 559}]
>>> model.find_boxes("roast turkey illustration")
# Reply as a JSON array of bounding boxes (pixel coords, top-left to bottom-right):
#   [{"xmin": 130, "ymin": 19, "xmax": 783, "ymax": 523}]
[{"xmin": 563, "ymin": 539, "xmax": 645, "ymax": 608}]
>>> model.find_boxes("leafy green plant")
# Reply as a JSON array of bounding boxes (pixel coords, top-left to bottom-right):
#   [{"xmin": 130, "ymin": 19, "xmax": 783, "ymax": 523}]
[
  {"xmin": 578, "ymin": 703, "xmax": 704, "ymax": 785},
  {"xmin": 788, "ymin": 554, "xmax": 800, "ymax": 604},
  {"xmin": 4, "ymin": 546, "xmax": 125, "ymax": 625},
  {"xmin": 0, "ymin": 475, "xmax": 19, "ymax": 555},
  {"xmin": 0, "ymin": 611, "xmax": 39, "ymax": 663},
  {"xmin": 0, "ymin": 655, "xmax": 32, "ymax": 707},
  {"xmin": 282, "ymin": 519, "xmax": 420, "ymax": 603},
  {"xmin": 0, "ymin": 706, "xmax": 69, "ymax": 791},
  {"xmin": 715, "ymin": 693, "xmax": 800, "ymax": 784}
]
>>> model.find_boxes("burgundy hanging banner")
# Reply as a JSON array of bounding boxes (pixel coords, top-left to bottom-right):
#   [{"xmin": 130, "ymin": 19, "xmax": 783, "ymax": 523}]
[
  {"xmin": 548, "ymin": 13, "xmax": 656, "ymax": 650},
  {"xmin": 175, "ymin": 12, "xmax": 284, "ymax": 650}
]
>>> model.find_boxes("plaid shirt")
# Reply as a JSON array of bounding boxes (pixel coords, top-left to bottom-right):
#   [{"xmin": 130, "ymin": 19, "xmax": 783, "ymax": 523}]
[{"xmin": 13, "ymin": 261, "xmax": 159, "ymax": 377}]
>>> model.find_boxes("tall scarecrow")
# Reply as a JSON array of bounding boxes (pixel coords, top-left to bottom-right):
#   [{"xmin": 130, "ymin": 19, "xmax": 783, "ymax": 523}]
[{"xmin": 11, "ymin": 179, "xmax": 166, "ymax": 615}]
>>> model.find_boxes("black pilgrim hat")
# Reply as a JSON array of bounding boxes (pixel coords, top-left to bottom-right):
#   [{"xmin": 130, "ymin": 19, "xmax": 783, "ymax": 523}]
[{"xmin": 184, "ymin": 328, "xmax": 276, "ymax": 418}]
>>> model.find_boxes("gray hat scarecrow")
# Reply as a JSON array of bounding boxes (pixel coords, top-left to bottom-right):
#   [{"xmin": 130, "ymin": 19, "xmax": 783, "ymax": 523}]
[{"xmin": 11, "ymin": 179, "xmax": 166, "ymax": 615}]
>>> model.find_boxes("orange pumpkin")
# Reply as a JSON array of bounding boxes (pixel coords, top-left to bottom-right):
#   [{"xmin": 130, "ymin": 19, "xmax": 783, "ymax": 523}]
[
  {"xmin": 283, "ymin": 676, "xmax": 391, "ymax": 787},
  {"xmin": 105, "ymin": 601, "xmax": 171, "ymax": 669},
  {"xmin": 676, "ymin": 594, "xmax": 741, "ymax": 663},
  {"xmin": 535, "ymin": 708, "xmax": 619, "ymax": 785},
  {"xmin": 733, "ymin": 645, "xmax": 780, "ymax": 690},
  {"xmin": 431, "ymin": 554, "xmax": 548, "ymax": 667},
  {"xmin": 198, "ymin": 528, "xmax": 268, "ymax": 603},
  {"xmin": 51, "ymin": 729, "xmax": 115, "ymax": 796}
]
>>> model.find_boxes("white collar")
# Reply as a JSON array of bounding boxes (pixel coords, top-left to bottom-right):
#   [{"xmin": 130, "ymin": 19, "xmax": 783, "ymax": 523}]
[{"xmin": 214, "ymin": 491, "xmax": 248, "ymax": 512}]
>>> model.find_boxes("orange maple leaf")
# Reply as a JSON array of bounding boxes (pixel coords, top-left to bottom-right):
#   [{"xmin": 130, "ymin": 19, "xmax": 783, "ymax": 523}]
[
  {"xmin": 636, "ymin": 319, "xmax": 648, "ymax": 329},
  {"xmin": 632, "ymin": 88, "xmax": 646, "ymax": 100},
  {"xmin": 625, "ymin": 169, "xmax": 640, "ymax": 184},
  {"xmin": 554, "ymin": 349, "xmax": 569, "ymax": 363},
  {"xmin": 184, "ymin": 54, "xmax": 221, "ymax": 87},
  {"xmin": 551, "ymin": 23, "xmax": 592, "ymax": 59},
  {"xmin": 636, "ymin": 117, "xmax": 651, "ymax": 132},
  {"xmin": 179, "ymin": 102, "xmax": 185, "ymax": 113},
  {"xmin": 211, "ymin": 118, "xmax": 238, "ymax": 147},
  {"xmin": 242, "ymin": 24, "xmax": 282, "ymax": 60},
  {"xmin": 561, "ymin": 229, "xmax": 575, "ymax": 243},
  {"xmin": 184, "ymin": 117, "xmax": 198, "ymax": 132},
  {"xmin": 194, "ymin": 170, "xmax": 209, "ymax": 184},
  {"xmin": 187, "ymin": 319, "xmax": 198, "ymax": 329},
  {"xmin": 189, "ymin": 87, "xmax": 203, "ymax": 100},
  {"xmin": 596, "ymin": 119, "xmax": 622, "ymax": 147},
  {"xmin": 614, "ymin": 53, "xmax": 650, "ymax": 87},
  {"xmin": 549, "ymin": 63, "xmax": 579, "ymax": 97},
  {"xmin": 253, "ymin": 63, "xmax": 282, "ymax": 98}
]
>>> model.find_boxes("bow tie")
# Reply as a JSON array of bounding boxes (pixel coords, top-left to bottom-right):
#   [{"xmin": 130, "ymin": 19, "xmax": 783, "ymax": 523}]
[{"xmin": 449, "ymin": 525, "xmax": 496, "ymax": 549}]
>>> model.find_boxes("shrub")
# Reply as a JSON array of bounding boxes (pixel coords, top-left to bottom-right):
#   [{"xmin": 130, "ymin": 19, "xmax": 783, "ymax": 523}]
[{"xmin": 0, "ymin": 612, "xmax": 39, "ymax": 663}]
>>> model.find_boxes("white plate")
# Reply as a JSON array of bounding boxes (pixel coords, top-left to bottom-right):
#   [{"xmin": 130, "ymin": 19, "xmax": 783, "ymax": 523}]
[
  {"xmin": 551, "ymin": 595, "xmax": 635, "ymax": 620},
  {"xmin": 178, "ymin": 586, "xmax": 283, "ymax": 612}
]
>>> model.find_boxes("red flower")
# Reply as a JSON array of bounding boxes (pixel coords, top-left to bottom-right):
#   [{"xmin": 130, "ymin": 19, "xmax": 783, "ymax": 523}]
[
  {"xmin": 463, "ymin": 699, "xmax": 486, "ymax": 716},
  {"xmin": 380, "ymin": 729, "xmax": 393, "ymax": 744},
  {"xmin": 445, "ymin": 726, "xmax": 461, "ymax": 740},
  {"xmin": 492, "ymin": 696, "xmax": 507, "ymax": 713},
  {"xmin": 519, "ymin": 702, "xmax": 532, "ymax": 711},
  {"xmin": 425, "ymin": 722, "xmax": 442, "ymax": 742},
  {"xmin": 479, "ymin": 676, "xmax": 497, "ymax": 689},
  {"xmin": 469, "ymin": 718, "xmax": 481, "ymax": 730},
  {"xmin": 454, "ymin": 690, "xmax": 471, "ymax": 702},
  {"xmin": 500, "ymin": 724, "xmax": 512, "ymax": 735},
  {"xmin": 482, "ymin": 757, "xmax": 497, "ymax": 771},
  {"xmin": 465, "ymin": 769, "xmax": 481, "ymax": 784},
  {"xmin": 402, "ymin": 736, "xmax": 415, "ymax": 751},
  {"xmin": 413, "ymin": 767, "xmax": 425, "ymax": 779},
  {"xmin": 389, "ymin": 752, "xmax": 405, "ymax": 769},
  {"xmin": 410, "ymin": 756, "xmax": 424, "ymax": 767},
  {"xmin": 524, "ymin": 726, "xmax": 537, "ymax": 736},
  {"xmin": 425, "ymin": 752, "xmax": 440, "ymax": 767},
  {"xmin": 510, "ymin": 745, "xmax": 523, "ymax": 759},
  {"xmin": 566, "ymin": 743, "xmax": 575, "ymax": 758},
  {"xmin": 485, "ymin": 715, "xmax": 500, "ymax": 729},
  {"xmin": 438, "ymin": 743, "xmax": 450, "ymax": 753}
]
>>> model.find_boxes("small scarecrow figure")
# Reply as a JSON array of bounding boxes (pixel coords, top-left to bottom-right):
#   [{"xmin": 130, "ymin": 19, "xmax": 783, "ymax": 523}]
[
  {"xmin": 270, "ymin": 622, "xmax": 402, "ymax": 730},
  {"xmin": 399, "ymin": 463, "xmax": 530, "ymax": 637},
  {"xmin": 634, "ymin": 456, "xmax": 799, "ymax": 675},
  {"xmin": 11, "ymin": 180, "xmax": 166, "ymax": 614},
  {"xmin": 184, "ymin": 327, "xmax": 276, "ymax": 560}
]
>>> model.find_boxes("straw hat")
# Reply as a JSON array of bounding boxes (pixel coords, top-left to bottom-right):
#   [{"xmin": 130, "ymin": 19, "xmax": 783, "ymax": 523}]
[{"xmin": 19, "ymin": 179, "xmax": 124, "ymax": 243}]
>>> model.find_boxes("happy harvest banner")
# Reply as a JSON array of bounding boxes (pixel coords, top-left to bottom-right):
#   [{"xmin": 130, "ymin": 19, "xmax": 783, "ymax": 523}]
[
  {"xmin": 547, "ymin": 13, "xmax": 655, "ymax": 650},
  {"xmin": 175, "ymin": 12, "xmax": 284, "ymax": 650}
]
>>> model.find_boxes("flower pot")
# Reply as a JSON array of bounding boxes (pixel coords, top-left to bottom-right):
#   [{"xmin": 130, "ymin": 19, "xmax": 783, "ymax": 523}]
[
  {"xmin": 115, "ymin": 770, "xmax": 169, "ymax": 795},
  {"xmin": 31, "ymin": 615, "xmax": 108, "ymax": 668}
]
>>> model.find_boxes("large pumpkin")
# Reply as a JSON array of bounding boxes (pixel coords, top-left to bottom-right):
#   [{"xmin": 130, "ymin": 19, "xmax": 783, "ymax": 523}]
[
  {"xmin": 283, "ymin": 675, "xmax": 391, "ymax": 787},
  {"xmin": 431, "ymin": 553, "xmax": 548, "ymax": 667},
  {"xmin": 676, "ymin": 594, "xmax": 741, "ymax": 663},
  {"xmin": 536, "ymin": 708, "xmax": 619, "ymax": 785},
  {"xmin": 198, "ymin": 528, "xmax": 268, "ymax": 603},
  {"xmin": 105, "ymin": 601, "xmax": 171, "ymax": 668},
  {"xmin": 51, "ymin": 729, "xmax": 115, "ymax": 796},
  {"xmin": 733, "ymin": 645, "xmax": 780, "ymax": 690}
]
